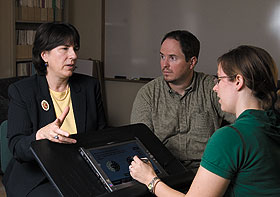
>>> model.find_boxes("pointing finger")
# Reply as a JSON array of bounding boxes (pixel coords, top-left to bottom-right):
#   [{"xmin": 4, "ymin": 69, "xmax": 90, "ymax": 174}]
[{"xmin": 55, "ymin": 106, "xmax": 70, "ymax": 127}]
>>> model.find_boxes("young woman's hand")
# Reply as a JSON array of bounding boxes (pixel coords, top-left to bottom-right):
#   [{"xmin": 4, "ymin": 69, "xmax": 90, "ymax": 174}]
[{"xmin": 129, "ymin": 155, "xmax": 157, "ymax": 186}]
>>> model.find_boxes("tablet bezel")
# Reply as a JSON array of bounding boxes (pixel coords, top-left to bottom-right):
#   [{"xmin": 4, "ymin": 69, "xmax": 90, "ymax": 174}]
[{"xmin": 79, "ymin": 138, "xmax": 167, "ymax": 192}]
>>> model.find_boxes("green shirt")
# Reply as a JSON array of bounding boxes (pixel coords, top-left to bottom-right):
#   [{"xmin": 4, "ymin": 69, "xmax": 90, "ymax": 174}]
[
  {"xmin": 201, "ymin": 109, "xmax": 280, "ymax": 196},
  {"xmin": 131, "ymin": 72, "xmax": 234, "ymax": 171}
]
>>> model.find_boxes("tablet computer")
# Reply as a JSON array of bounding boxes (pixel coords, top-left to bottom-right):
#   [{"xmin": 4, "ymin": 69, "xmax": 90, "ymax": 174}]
[{"xmin": 79, "ymin": 138, "xmax": 167, "ymax": 192}]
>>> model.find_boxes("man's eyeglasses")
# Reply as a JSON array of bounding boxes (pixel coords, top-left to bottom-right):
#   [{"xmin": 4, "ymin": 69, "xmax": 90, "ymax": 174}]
[{"xmin": 213, "ymin": 75, "xmax": 236, "ymax": 85}]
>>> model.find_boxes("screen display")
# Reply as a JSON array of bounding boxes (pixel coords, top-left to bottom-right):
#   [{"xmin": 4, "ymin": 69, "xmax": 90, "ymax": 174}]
[{"xmin": 88, "ymin": 140, "xmax": 161, "ymax": 185}]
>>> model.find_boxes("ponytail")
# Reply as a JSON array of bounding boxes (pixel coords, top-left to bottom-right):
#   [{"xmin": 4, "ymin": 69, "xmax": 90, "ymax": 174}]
[{"xmin": 275, "ymin": 89, "xmax": 280, "ymax": 112}]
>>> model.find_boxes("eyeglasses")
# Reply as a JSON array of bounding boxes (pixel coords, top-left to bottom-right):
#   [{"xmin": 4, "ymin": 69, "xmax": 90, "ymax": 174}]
[{"xmin": 213, "ymin": 75, "xmax": 236, "ymax": 85}]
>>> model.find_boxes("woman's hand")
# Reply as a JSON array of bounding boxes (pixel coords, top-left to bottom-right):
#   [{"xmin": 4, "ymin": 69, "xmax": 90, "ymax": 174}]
[
  {"xmin": 36, "ymin": 106, "xmax": 76, "ymax": 144},
  {"xmin": 129, "ymin": 155, "xmax": 157, "ymax": 186}
]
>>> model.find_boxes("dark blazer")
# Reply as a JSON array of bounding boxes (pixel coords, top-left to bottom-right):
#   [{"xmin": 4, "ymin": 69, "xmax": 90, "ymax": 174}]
[{"xmin": 3, "ymin": 73, "xmax": 106, "ymax": 196}]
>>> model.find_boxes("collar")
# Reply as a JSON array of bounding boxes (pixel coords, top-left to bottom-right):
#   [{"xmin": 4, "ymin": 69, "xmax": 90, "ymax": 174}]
[
  {"xmin": 37, "ymin": 73, "xmax": 82, "ymax": 95},
  {"xmin": 68, "ymin": 73, "xmax": 82, "ymax": 93},
  {"xmin": 164, "ymin": 72, "xmax": 197, "ymax": 97},
  {"xmin": 37, "ymin": 74, "xmax": 51, "ymax": 99}
]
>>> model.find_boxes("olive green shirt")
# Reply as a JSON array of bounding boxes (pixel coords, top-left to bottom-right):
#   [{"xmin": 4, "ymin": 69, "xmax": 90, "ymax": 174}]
[{"xmin": 131, "ymin": 72, "xmax": 235, "ymax": 171}]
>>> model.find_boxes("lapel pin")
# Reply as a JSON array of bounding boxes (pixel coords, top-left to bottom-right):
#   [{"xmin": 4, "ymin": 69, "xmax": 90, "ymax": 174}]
[{"xmin": 41, "ymin": 100, "xmax": 49, "ymax": 111}]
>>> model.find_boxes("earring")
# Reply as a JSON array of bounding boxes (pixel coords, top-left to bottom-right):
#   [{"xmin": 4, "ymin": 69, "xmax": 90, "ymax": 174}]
[{"xmin": 45, "ymin": 62, "xmax": 48, "ymax": 67}]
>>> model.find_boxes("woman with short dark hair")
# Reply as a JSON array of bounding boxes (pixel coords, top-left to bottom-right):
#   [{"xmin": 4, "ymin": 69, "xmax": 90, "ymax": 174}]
[{"xmin": 3, "ymin": 23, "xmax": 106, "ymax": 196}]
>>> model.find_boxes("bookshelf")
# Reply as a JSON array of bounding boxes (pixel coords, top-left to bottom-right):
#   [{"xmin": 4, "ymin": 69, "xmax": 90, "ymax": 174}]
[
  {"xmin": 15, "ymin": 0, "xmax": 65, "ymax": 76},
  {"xmin": 0, "ymin": 1, "xmax": 67, "ymax": 78}
]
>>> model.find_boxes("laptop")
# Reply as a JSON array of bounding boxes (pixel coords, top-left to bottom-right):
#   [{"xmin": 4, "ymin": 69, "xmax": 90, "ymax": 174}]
[{"xmin": 79, "ymin": 137, "xmax": 167, "ymax": 192}]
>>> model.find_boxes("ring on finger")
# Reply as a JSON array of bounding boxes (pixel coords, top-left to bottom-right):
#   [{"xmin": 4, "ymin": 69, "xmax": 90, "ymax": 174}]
[{"xmin": 54, "ymin": 135, "xmax": 59, "ymax": 140}]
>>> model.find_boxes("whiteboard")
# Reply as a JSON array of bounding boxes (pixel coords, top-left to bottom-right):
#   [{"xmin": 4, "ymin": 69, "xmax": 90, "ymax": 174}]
[
  {"xmin": 75, "ymin": 59, "xmax": 94, "ymax": 76},
  {"xmin": 105, "ymin": 0, "xmax": 280, "ymax": 79}
]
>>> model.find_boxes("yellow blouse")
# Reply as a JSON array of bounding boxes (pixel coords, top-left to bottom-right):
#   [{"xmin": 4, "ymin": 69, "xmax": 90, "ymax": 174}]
[{"xmin": 49, "ymin": 87, "xmax": 77, "ymax": 134}]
